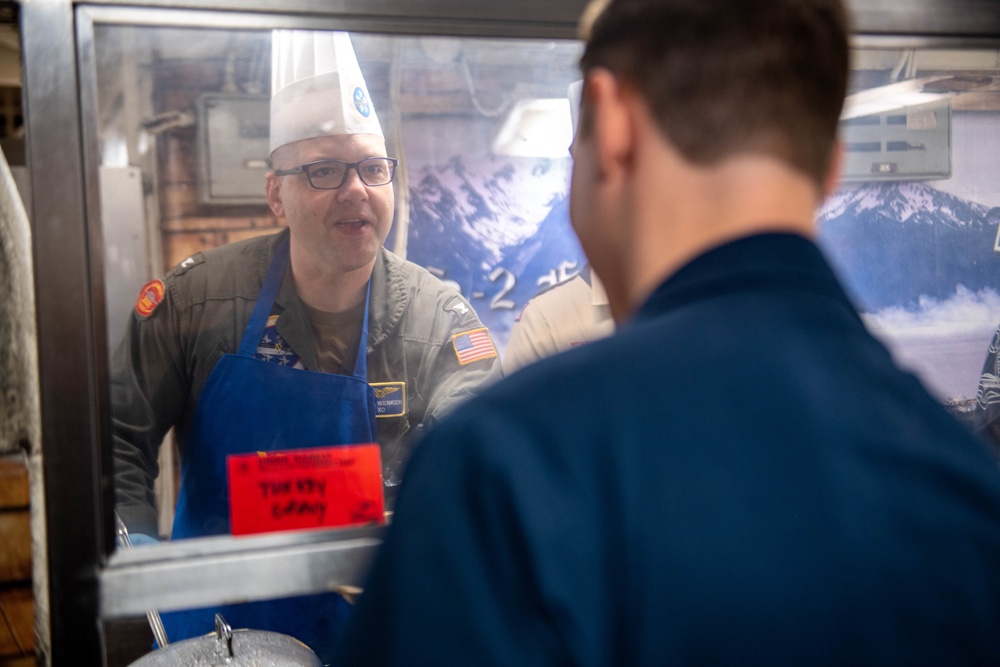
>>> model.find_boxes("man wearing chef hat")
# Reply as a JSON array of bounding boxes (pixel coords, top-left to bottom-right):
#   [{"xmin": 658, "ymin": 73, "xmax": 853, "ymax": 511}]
[{"xmin": 110, "ymin": 29, "xmax": 500, "ymax": 661}]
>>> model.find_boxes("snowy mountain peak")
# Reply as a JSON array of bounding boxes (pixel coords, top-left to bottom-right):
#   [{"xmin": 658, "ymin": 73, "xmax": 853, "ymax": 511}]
[{"xmin": 819, "ymin": 182, "xmax": 997, "ymax": 229}]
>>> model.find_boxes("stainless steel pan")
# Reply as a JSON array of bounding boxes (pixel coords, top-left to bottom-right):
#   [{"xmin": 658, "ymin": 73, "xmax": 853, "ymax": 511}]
[
  {"xmin": 127, "ymin": 613, "xmax": 324, "ymax": 667},
  {"xmin": 116, "ymin": 515, "xmax": 323, "ymax": 667}
]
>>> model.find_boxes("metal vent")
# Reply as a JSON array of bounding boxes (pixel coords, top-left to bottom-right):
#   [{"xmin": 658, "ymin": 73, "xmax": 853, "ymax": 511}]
[{"xmin": 195, "ymin": 93, "xmax": 270, "ymax": 205}]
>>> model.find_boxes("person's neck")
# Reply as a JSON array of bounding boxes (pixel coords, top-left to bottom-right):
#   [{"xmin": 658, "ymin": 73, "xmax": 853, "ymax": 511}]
[
  {"xmin": 289, "ymin": 245, "xmax": 374, "ymax": 313},
  {"xmin": 626, "ymin": 153, "xmax": 821, "ymax": 313}
]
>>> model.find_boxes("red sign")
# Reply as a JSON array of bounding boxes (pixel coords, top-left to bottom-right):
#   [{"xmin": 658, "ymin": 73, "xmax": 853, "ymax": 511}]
[{"xmin": 227, "ymin": 444, "xmax": 385, "ymax": 536}]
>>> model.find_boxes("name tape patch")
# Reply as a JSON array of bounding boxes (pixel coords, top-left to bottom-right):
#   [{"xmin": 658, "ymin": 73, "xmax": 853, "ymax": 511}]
[{"xmin": 371, "ymin": 381, "xmax": 406, "ymax": 418}]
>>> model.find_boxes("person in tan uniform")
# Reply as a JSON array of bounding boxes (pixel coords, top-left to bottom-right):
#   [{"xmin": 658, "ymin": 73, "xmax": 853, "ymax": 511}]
[
  {"xmin": 503, "ymin": 81, "xmax": 615, "ymax": 374},
  {"xmin": 503, "ymin": 264, "xmax": 613, "ymax": 373}
]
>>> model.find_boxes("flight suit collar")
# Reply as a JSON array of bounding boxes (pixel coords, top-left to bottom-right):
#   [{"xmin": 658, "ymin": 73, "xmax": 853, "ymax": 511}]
[
  {"xmin": 637, "ymin": 232, "xmax": 858, "ymax": 324},
  {"xmin": 366, "ymin": 248, "xmax": 408, "ymax": 355}
]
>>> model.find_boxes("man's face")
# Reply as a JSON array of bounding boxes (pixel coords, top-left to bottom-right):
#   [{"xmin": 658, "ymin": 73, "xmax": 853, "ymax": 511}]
[{"xmin": 267, "ymin": 133, "xmax": 395, "ymax": 275}]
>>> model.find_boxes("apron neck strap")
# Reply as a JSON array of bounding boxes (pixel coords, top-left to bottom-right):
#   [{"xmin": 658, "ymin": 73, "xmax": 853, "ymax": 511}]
[
  {"xmin": 238, "ymin": 234, "xmax": 373, "ymax": 382},
  {"xmin": 351, "ymin": 283, "xmax": 371, "ymax": 380},
  {"xmin": 238, "ymin": 235, "xmax": 290, "ymax": 358}
]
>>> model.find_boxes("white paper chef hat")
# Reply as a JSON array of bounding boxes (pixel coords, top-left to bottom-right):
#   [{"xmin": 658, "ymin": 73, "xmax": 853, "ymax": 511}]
[{"xmin": 270, "ymin": 30, "xmax": 383, "ymax": 154}]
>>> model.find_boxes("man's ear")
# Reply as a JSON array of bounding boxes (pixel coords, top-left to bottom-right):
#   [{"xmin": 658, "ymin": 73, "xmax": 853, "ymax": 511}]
[
  {"xmin": 586, "ymin": 68, "xmax": 635, "ymax": 183},
  {"xmin": 821, "ymin": 140, "xmax": 844, "ymax": 200},
  {"xmin": 265, "ymin": 172, "xmax": 285, "ymax": 218}
]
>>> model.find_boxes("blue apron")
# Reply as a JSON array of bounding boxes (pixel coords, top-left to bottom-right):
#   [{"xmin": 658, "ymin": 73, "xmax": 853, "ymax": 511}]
[{"xmin": 162, "ymin": 235, "xmax": 377, "ymax": 664}]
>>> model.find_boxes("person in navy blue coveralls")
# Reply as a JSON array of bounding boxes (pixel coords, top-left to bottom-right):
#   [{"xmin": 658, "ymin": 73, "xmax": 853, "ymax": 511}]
[{"xmin": 334, "ymin": 0, "xmax": 1000, "ymax": 664}]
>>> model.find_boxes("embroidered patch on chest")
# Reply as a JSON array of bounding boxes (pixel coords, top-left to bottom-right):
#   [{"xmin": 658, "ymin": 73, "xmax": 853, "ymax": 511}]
[
  {"xmin": 255, "ymin": 314, "xmax": 304, "ymax": 369},
  {"xmin": 370, "ymin": 381, "xmax": 406, "ymax": 418}
]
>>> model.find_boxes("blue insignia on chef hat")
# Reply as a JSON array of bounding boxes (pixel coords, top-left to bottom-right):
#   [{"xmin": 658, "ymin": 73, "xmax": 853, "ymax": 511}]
[{"xmin": 354, "ymin": 87, "xmax": 372, "ymax": 118}]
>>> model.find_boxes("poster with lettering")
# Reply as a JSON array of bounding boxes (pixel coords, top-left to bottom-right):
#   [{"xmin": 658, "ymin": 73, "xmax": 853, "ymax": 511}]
[
  {"xmin": 397, "ymin": 110, "xmax": 1000, "ymax": 412},
  {"xmin": 227, "ymin": 445, "xmax": 385, "ymax": 536}
]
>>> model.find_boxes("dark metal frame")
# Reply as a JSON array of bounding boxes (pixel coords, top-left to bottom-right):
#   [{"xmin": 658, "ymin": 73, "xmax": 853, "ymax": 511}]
[{"xmin": 19, "ymin": 0, "xmax": 1000, "ymax": 663}]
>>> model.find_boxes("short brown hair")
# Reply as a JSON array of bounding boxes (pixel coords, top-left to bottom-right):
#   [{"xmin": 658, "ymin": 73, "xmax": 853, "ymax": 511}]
[{"xmin": 579, "ymin": 0, "xmax": 850, "ymax": 187}]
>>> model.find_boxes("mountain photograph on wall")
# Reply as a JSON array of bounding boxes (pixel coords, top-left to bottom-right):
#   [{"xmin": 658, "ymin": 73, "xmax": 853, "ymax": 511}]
[
  {"xmin": 401, "ymin": 111, "xmax": 1000, "ymax": 406},
  {"xmin": 404, "ymin": 154, "xmax": 585, "ymax": 350},
  {"xmin": 818, "ymin": 181, "xmax": 1000, "ymax": 312},
  {"xmin": 817, "ymin": 181, "xmax": 1000, "ymax": 403}
]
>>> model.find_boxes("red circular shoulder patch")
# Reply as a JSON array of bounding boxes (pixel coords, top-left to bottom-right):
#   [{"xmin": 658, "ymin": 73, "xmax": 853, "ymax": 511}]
[{"xmin": 135, "ymin": 279, "xmax": 166, "ymax": 317}]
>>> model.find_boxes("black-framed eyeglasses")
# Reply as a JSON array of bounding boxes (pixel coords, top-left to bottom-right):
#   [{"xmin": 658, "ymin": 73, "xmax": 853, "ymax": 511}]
[{"xmin": 273, "ymin": 157, "xmax": 399, "ymax": 190}]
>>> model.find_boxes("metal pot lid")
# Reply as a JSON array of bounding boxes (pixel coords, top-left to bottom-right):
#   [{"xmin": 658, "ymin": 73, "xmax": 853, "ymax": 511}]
[{"xmin": 127, "ymin": 614, "xmax": 324, "ymax": 667}]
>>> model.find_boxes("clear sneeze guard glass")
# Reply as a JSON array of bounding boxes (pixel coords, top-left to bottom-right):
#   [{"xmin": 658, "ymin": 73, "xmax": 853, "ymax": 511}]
[
  {"xmin": 85, "ymin": 14, "xmax": 1000, "ymax": 663},
  {"xmin": 90, "ymin": 17, "xmax": 585, "ymax": 665}
]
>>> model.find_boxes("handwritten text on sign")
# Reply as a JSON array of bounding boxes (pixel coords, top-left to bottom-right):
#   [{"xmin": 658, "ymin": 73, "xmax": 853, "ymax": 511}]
[{"xmin": 227, "ymin": 444, "xmax": 384, "ymax": 536}]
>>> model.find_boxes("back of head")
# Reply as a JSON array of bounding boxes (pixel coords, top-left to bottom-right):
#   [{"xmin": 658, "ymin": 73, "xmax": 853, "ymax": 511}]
[{"xmin": 578, "ymin": 0, "xmax": 850, "ymax": 188}]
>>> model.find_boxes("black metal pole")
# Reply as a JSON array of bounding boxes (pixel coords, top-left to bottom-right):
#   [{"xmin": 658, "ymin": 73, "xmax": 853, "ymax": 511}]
[{"xmin": 21, "ymin": 0, "xmax": 108, "ymax": 663}]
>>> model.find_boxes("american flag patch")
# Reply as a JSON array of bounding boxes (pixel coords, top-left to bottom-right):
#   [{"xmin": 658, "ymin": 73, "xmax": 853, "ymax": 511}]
[{"xmin": 451, "ymin": 327, "xmax": 497, "ymax": 366}]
